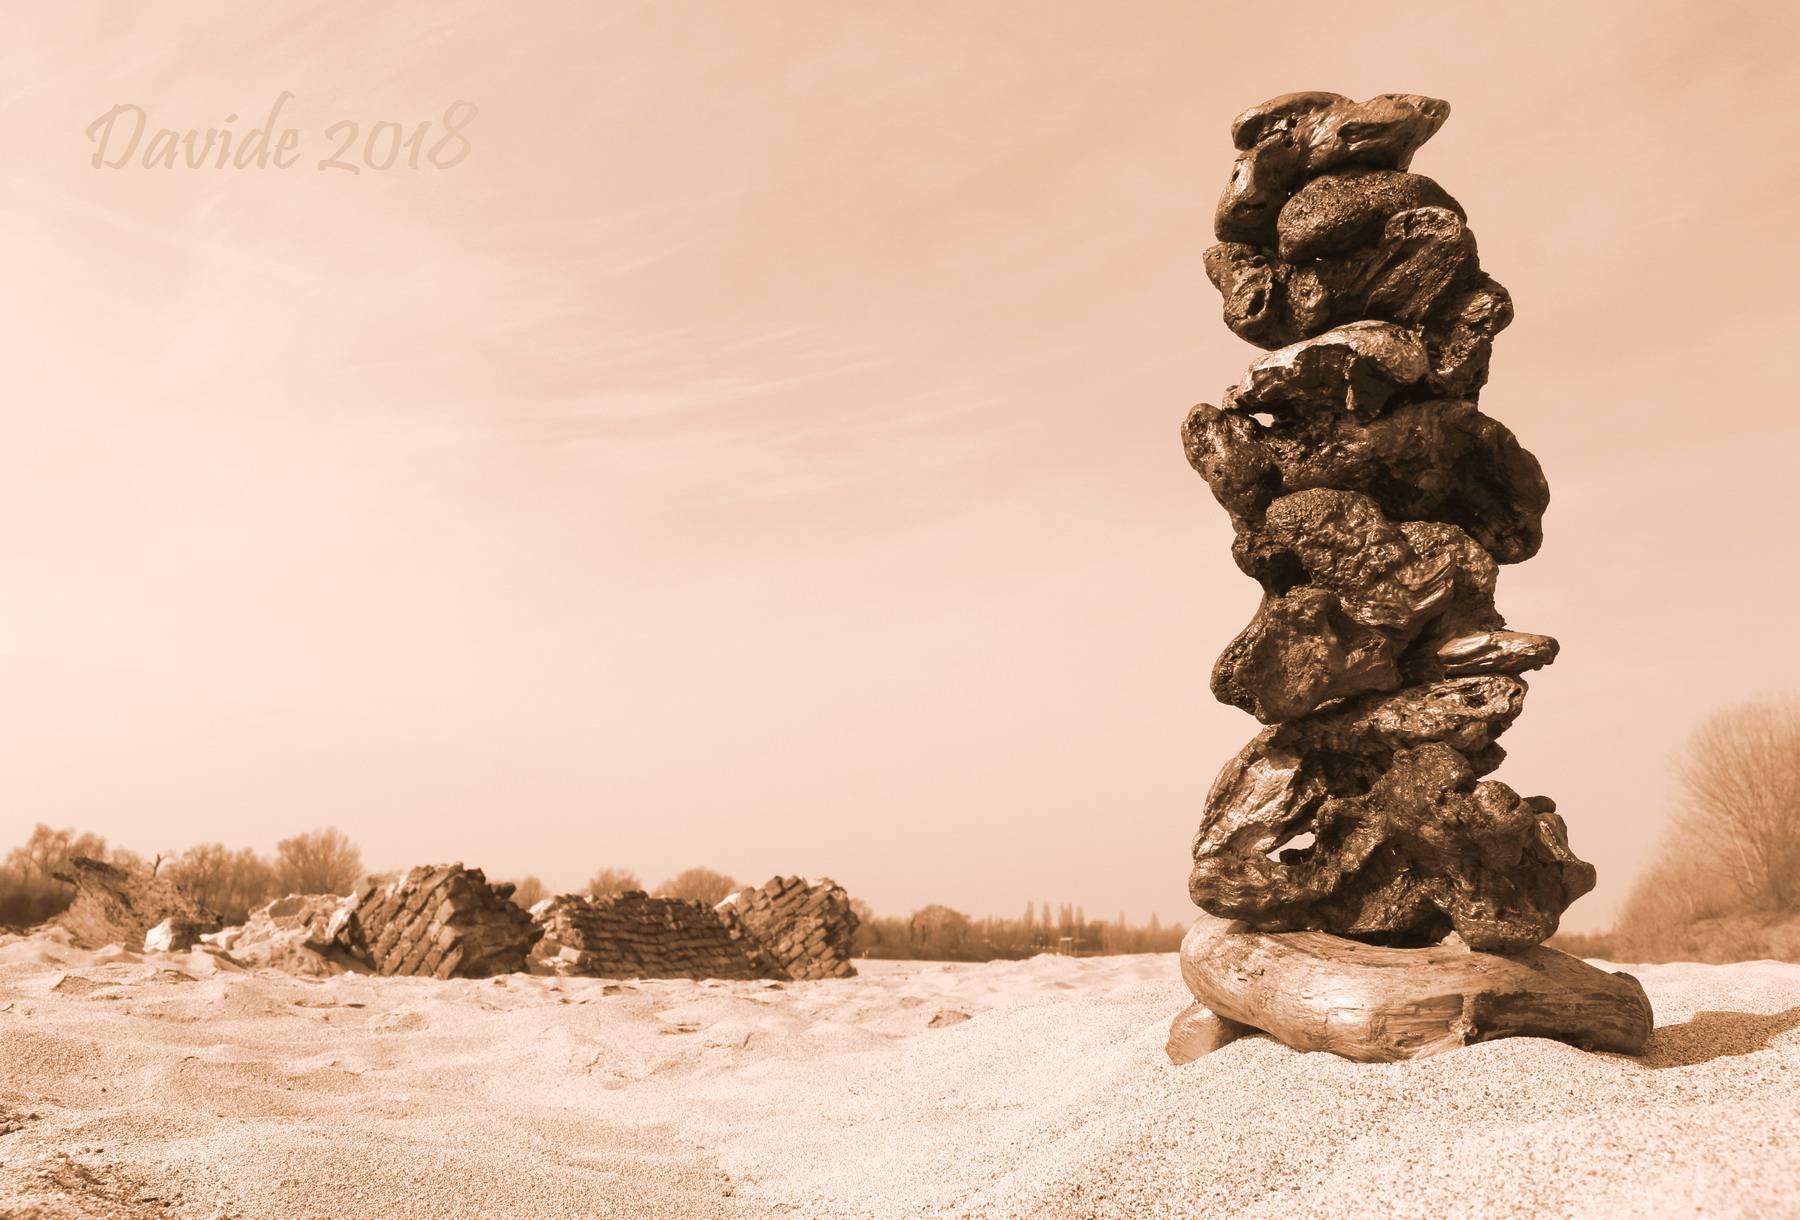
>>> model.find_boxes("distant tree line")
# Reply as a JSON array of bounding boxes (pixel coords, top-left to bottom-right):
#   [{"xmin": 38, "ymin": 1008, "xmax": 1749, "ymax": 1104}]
[
  {"xmin": 0, "ymin": 825, "xmax": 363, "ymax": 927},
  {"xmin": 852, "ymin": 900, "xmax": 1184, "ymax": 961},
  {"xmin": 27, "ymin": 698, "xmax": 1791, "ymax": 970},
  {"xmin": 3, "ymin": 824, "xmax": 1190, "ymax": 959},
  {"xmin": 0, "ymin": 831, "xmax": 759, "ymax": 933},
  {"xmin": 497, "ymin": 866, "xmax": 740, "ymax": 910}
]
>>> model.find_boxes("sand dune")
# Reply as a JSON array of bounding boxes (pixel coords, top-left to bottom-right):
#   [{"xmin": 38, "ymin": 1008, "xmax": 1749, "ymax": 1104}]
[{"xmin": 1, "ymin": 929, "xmax": 1796, "ymax": 1218}]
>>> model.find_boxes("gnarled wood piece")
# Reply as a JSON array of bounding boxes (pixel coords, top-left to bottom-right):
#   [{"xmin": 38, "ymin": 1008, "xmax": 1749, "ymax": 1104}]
[
  {"xmin": 1212, "ymin": 490, "xmax": 1513, "ymax": 723},
  {"xmin": 1181, "ymin": 396, "xmax": 1548, "ymax": 566},
  {"xmin": 1217, "ymin": 93, "xmax": 1450, "ymax": 244},
  {"xmin": 1166, "ymin": 1001, "xmax": 1249, "ymax": 1064},
  {"xmin": 1190, "ymin": 742, "xmax": 1594, "ymax": 953},
  {"xmin": 1178, "ymin": 915, "xmax": 1652, "ymax": 1062},
  {"xmin": 1203, "ymin": 207, "xmax": 1483, "ymax": 351}
]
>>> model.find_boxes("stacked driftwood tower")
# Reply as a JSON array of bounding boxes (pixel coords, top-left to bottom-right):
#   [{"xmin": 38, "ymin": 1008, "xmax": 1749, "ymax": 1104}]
[{"xmin": 1173, "ymin": 92, "xmax": 1653, "ymax": 1062}]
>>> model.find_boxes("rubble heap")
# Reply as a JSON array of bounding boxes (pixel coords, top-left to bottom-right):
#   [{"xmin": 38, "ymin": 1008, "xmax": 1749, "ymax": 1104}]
[
  {"xmin": 345, "ymin": 864, "xmax": 540, "ymax": 978},
  {"xmin": 528, "ymin": 891, "xmax": 764, "ymax": 979},
  {"xmin": 52, "ymin": 857, "xmax": 221, "ymax": 950},
  {"xmin": 1185, "ymin": 92, "xmax": 1593, "ymax": 954},
  {"xmin": 716, "ymin": 875, "xmax": 858, "ymax": 981},
  {"xmin": 528, "ymin": 876, "xmax": 859, "ymax": 981},
  {"xmin": 208, "ymin": 893, "xmax": 365, "ymax": 977}
]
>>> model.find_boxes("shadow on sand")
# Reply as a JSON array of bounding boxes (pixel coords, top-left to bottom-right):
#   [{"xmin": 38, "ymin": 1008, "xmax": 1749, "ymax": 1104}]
[{"xmin": 1642, "ymin": 1005, "xmax": 1800, "ymax": 1069}]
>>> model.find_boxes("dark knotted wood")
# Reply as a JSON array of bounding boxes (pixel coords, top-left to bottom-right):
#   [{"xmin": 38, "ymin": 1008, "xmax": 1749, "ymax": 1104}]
[{"xmin": 1176, "ymin": 915, "xmax": 1652, "ymax": 1063}]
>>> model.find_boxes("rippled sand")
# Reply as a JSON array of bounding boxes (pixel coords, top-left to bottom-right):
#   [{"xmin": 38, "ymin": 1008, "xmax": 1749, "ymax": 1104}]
[{"xmin": 2, "ymin": 929, "xmax": 1796, "ymax": 1218}]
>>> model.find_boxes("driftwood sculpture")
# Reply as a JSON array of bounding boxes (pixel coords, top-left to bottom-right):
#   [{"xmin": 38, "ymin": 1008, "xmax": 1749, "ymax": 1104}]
[{"xmin": 1173, "ymin": 92, "xmax": 1652, "ymax": 1063}]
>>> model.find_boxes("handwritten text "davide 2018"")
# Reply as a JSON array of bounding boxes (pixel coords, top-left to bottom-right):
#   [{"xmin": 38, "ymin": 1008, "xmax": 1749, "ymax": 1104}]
[{"xmin": 85, "ymin": 92, "xmax": 477, "ymax": 173}]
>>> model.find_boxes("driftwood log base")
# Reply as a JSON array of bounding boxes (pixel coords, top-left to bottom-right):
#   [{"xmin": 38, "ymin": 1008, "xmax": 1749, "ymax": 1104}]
[
  {"xmin": 1176, "ymin": 915, "xmax": 1652, "ymax": 1063},
  {"xmin": 1166, "ymin": 1002, "xmax": 1250, "ymax": 1064}
]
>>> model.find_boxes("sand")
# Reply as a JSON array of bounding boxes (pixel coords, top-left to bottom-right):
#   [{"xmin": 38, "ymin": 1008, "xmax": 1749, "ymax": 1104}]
[{"xmin": 1, "ymin": 929, "xmax": 1796, "ymax": 1219}]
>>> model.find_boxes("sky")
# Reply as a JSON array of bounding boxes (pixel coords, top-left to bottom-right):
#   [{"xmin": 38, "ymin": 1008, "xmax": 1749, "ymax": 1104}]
[{"xmin": 2, "ymin": 1, "xmax": 1797, "ymax": 930}]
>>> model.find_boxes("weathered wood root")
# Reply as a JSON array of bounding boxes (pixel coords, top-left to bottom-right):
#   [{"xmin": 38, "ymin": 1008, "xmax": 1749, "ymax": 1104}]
[
  {"xmin": 1177, "ymin": 914, "xmax": 1652, "ymax": 1063},
  {"xmin": 1166, "ymin": 1002, "xmax": 1250, "ymax": 1064}
]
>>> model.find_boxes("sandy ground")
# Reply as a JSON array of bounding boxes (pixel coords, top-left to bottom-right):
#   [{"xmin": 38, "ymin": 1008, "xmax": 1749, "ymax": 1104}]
[{"xmin": 1, "ymin": 931, "xmax": 1796, "ymax": 1219}]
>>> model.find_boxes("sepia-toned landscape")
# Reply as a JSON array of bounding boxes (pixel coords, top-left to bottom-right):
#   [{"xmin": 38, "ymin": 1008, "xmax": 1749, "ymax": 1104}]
[
  {"xmin": 3, "ymin": 694, "xmax": 1799, "ymax": 1217},
  {"xmin": 7, "ymin": 2, "xmax": 1800, "ymax": 1216},
  {"xmin": 0, "ymin": 929, "xmax": 1795, "ymax": 1218}
]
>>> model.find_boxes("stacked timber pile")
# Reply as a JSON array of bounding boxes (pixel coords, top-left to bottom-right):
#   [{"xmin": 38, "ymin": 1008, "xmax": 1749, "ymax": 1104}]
[
  {"xmin": 526, "ymin": 876, "xmax": 860, "ymax": 981},
  {"xmin": 346, "ymin": 864, "xmax": 539, "ymax": 978},
  {"xmin": 716, "ymin": 876, "xmax": 858, "ymax": 981},
  {"xmin": 527, "ymin": 891, "xmax": 765, "ymax": 979},
  {"xmin": 52, "ymin": 857, "xmax": 221, "ymax": 950},
  {"xmin": 80, "ymin": 856, "xmax": 861, "ymax": 986}
]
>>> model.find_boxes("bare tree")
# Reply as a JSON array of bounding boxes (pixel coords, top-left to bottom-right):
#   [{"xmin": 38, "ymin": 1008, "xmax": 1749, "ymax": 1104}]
[
  {"xmin": 7, "ymin": 824, "xmax": 108, "ymax": 884},
  {"xmin": 585, "ymin": 867, "xmax": 643, "ymax": 899},
  {"xmin": 1670, "ymin": 697, "xmax": 1800, "ymax": 913},
  {"xmin": 504, "ymin": 876, "xmax": 549, "ymax": 909},
  {"xmin": 656, "ymin": 867, "xmax": 737, "ymax": 906},
  {"xmin": 909, "ymin": 904, "xmax": 971, "ymax": 949},
  {"xmin": 167, "ymin": 843, "xmax": 278, "ymax": 922},
  {"xmin": 273, "ymin": 828, "xmax": 363, "ymax": 896},
  {"xmin": 0, "ymin": 824, "xmax": 145, "ymax": 926}
]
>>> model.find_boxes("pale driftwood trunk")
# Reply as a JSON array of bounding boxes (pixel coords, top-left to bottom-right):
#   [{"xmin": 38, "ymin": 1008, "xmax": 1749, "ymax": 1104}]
[
  {"xmin": 1166, "ymin": 1002, "xmax": 1249, "ymax": 1064},
  {"xmin": 1177, "ymin": 915, "xmax": 1653, "ymax": 1063}
]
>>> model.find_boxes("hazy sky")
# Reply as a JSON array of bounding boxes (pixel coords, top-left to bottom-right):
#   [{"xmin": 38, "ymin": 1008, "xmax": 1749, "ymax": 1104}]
[{"xmin": 4, "ymin": 1, "xmax": 1797, "ymax": 929}]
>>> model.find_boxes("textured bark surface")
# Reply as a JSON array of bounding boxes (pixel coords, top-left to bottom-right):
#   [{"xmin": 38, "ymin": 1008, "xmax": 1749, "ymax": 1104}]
[
  {"xmin": 1277, "ymin": 169, "xmax": 1464, "ymax": 262},
  {"xmin": 1204, "ymin": 208, "xmax": 1488, "ymax": 351},
  {"xmin": 1215, "ymin": 93, "xmax": 1450, "ymax": 245},
  {"xmin": 1165, "ymin": 1001, "xmax": 1248, "ymax": 1064},
  {"xmin": 1191, "ymin": 742, "xmax": 1593, "ymax": 953},
  {"xmin": 1179, "ymin": 916, "xmax": 1653, "ymax": 1061},
  {"xmin": 1211, "ymin": 489, "xmax": 1506, "ymax": 723},
  {"xmin": 1183, "ymin": 397, "xmax": 1547, "ymax": 563},
  {"xmin": 1178, "ymin": 92, "xmax": 1624, "ymax": 1056}
]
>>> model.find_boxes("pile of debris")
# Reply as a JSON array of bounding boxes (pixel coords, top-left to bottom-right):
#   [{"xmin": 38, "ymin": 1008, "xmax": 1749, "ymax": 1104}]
[
  {"xmin": 529, "ymin": 876, "xmax": 859, "ymax": 981},
  {"xmin": 528, "ymin": 890, "xmax": 765, "ymax": 979},
  {"xmin": 206, "ymin": 865, "xmax": 540, "ymax": 979},
  {"xmin": 717, "ymin": 875, "xmax": 859, "ymax": 981},
  {"xmin": 207, "ymin": 893, "xmax": 363, "ymax": 977},
  {"xmin": 345, "ymin": 865, "xmax": 540, "ymax": 978},
  {"xmin": 53, "ymin": 857, "xmax": 220, "ymax": 950},
  {"xmin": 108, "ymin": 858, "xmax": 862, "ymax": 984}
]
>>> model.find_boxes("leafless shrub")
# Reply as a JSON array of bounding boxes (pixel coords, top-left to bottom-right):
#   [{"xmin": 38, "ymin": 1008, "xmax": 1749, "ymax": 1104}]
[
  {"xmin": 1670, "ymin": 697, "xmax": 1800, "ymax": 912},
  {"xmin": 854, "ymin": 903, "xmax": 1185, "ymax": 960},
  {"xmin": 0, "ymin": 825, "xmax": 115, "ymax": 926},
  {"xmin": 272, "ymin": 828, "xmax": 364, "ymax": 896},
  {"xmin": 655, "ymin": 867, "xmax": 738, "ymax": 907},
  {"xmin": 908, "ymin": 904, "xmax": 971, "ymax": 950},
  {"xmin": 584, "ymin": 867, "xmax": 643, "ymax": 899},
  {"xmin": 1613, "ymin": 697, "xmax": 1800, "ymax": 962},
  {"xmin": 503, "ymin": 875, "xmax": 548, "ymax": 908},
  {"xmin": 164, "ymin": 843, "xmax": 278, "ymax": 923}
]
